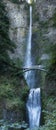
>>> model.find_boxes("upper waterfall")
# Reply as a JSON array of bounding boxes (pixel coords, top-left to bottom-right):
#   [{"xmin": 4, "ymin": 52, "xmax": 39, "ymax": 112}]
[
  {"xmin": 25, "ymin": 5, "xmax": 32, "ymax": 68},
  {"xmin": 24, "ymin": 6, "xmax": 35, "ymax": 88}
]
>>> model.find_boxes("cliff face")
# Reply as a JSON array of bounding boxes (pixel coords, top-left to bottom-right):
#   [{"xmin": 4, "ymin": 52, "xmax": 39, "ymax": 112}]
[
  {"xmin": 3, "ymin": 0, "xmax": 56, "ymax": 66},
  {"xmin": 0, "ymin": 0, "xmax": 28, "ymax": 123},
  {"xmin": 3, "ymin": 0, "xmax": 56, "ymax": 91},
  {"xmin": 31, "ymin": 0, "xmax": 56, "ymax": 88},
  {"xmin": 3, "ymin": 0, "xmax": 28, "ymax": 62},
  {"xmin": 3, "ymin": 0, "xmax": 56, "ymax": 64},
  {"xmin": 32, "ymin": 0, "xmax": 56, "ymax": 61}
]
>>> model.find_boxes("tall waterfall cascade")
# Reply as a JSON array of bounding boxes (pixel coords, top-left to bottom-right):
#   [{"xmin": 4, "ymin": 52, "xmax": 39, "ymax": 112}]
[{"xmin": 24, "ymin": 5, "xmax": 41, "ymax": 129}]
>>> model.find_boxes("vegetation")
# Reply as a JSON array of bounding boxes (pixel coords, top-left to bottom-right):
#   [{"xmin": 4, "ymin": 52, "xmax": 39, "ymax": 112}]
[
  {"xmin": 0, "ymin": 0, "xmax": 29, "ymax": 123},
  {"xmin": 0, "ymin": 1, "xmax": 16, "ymax": 69},
  {"xmin": 0, "ymin": 0, "xmax": 56, "ymax": 130},
  {"xmin": 32, "ymin": 1, "xmax": 56, "ymax": 130}
]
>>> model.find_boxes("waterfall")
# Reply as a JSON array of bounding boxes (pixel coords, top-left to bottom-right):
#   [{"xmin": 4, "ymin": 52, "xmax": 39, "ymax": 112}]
[
  {"xmin": 24, "ymin": 6, "xmax": 32, "ymax": 74},
  {"xmin": 24, "ymin": 5, "xmax": 41, "ymax": 129},
  {"xmin": 26, "ymin": 88, "xmax": 41, "ymax": 129},
  {"xmin": 24, "ymin": 6, "xmax": 35, "ymax": 88}
]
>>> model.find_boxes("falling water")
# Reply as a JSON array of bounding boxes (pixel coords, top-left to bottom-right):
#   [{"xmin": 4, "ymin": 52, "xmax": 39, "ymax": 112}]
[
  {"xmin": 24, "ymin": 5, "xmax": 41, "ymax": 129},
  {"xmin": 24, "ymin": 6, "xmax": 32, "ymax": 71},
  {"xmin": 24, "ymin": 6, "xmax": 35, "ymax": 88},
  {"xmin": 26, "ymin": 88, "xmax": 41, "ymax": 129}
]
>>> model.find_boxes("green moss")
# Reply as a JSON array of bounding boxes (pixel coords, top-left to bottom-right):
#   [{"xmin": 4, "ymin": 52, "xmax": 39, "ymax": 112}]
[
  {"xmin": 21, "ymin": 87, "xmax": 29, "ymax": 102},
  {"xmin": 33, "ymin": 12, "xmax": 39, "ymax": 22},
  {"xmin": 0, "ymin": 83, "xmax": 14, "ymax": 98},
  {"xmin": 0, "ymin": 69, "xmax": 28, "ymax": 120},
  {"xmin": 6, "ymin": 98, "xmax": 24, "ymax": 110},
  {"xmin": 10, "ymin": 0, "xmax": 24, "ymax": 4},
  {"xmin": 39, "ymin": 21, "xmax": 49, "ymax": 28},
  {"xmin": 52, "ymin": 11, "xmax": 56, "ymax": 27},
  {"xmin": 43, "ymin": 97, "xmax": 56, "ymax": 130}
]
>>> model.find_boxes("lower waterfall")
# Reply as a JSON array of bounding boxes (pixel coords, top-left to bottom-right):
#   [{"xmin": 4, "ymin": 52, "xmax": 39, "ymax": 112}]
[
  {"xmin": 26, "ymin": 88, "xmax": 41, "ymax": 129},
  {"xmin": 24, "ymin": 5, "xmax": 41, "ymax": 129}
]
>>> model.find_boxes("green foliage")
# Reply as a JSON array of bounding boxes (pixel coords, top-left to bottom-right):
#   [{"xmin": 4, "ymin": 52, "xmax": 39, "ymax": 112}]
[
  {"xmin": 10, "ymin": 0, "xmax": 19, "ymax": 3},
  {"xmin": 10, "ymin": 0, "xmax": 25, "ymax": 4},
  {"xmin": 21, "ymin": 87, "xmax": 29, "ymax": 102},
  {"xmin": 48, "ymin": 44, "xmax": 56, "ymax": 65},
  {"xmin": 0, "ymin": 84, "xmax": 14, "ymax": 98},
  {"xmin": 0, "ymin": 121, "xmax": 28, "ymax": 130},
  {"xmin": 1, "ymin": 125, "xmax": 8, "ymax": 130},
  {"xmin": 45, "ymin": 43, "xmax": 56, "ymax": 96},
  {"xmin": 0, "ymin": 73, "xmax": 28, "ymax": 117},
  {"xmin": 52, "ymin": 10, "xmax": 56, "ymax": 27},
  {"xmin": 0, "ymin": 1, "xmax": 16, "ymax": 71},
  {"xmin": 39, "ymin": 97, "xmax": 56, "ymax": 130},
  {"xmin": 6, "ymin": 98, "xmax": 24, "ymax": 110}
]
